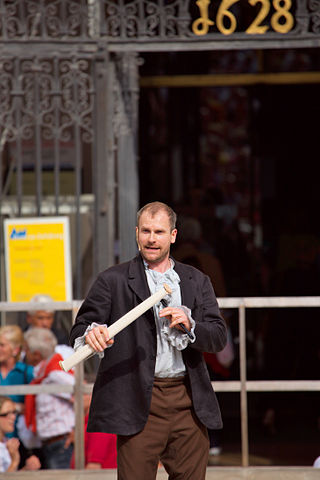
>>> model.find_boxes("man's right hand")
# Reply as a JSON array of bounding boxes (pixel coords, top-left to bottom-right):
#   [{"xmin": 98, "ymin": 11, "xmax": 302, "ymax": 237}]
[{"xmin": 85, "ymin": 325, "xmax": 114, "ymax": 352}]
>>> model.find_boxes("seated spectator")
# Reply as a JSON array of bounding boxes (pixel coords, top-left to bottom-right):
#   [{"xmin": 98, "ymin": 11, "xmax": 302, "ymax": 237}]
[
  {"xmin": 0, "ymin": 325, "xmax": 33, "ymax": 414},
  {"xmin": 23, "ymin": 328, "xmax": 75, "ymax": 469},
  {"xmin": 0, "ymin": 395, "xmax": 40, "ymax": 472},
  {"xmin": 0, "ymin": 325, "xmax": 44, "ymax": 468},
  {"xmin": 26, "ymin": 294, "xmax": 74, "ymax": 360},
  {"xmin": 71, "ymin": 387, "xmax": 117, "ymax": 469}
]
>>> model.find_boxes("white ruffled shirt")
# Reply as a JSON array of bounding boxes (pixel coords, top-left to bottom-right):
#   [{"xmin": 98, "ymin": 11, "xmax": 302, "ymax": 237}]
[
  {"xmin": 144, "ymin": 260, "xmax": 195, "ymax": 377},
  {"xmin": 74, "ymin": 259, "xmax": 196, "ymax": 378}
]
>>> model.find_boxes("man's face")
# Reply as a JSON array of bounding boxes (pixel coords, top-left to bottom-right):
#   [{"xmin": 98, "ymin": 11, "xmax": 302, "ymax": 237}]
[
  {"xmin": 27, "ymin": 310, "xmax": 54, "ymax": 329},
  {"xmin": 136, "ymin": 209, "xmax": 177, "ymax": 268}
]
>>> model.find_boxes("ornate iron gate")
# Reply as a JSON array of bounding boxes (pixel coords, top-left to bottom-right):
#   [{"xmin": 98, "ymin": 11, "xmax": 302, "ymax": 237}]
[
  {"xmin": 0, "ymin": 2, "xmax": 141, "ymax": 300},
  {"xmin": 0, "ymin": 45, "xmax": 112, "ymax": 298}
]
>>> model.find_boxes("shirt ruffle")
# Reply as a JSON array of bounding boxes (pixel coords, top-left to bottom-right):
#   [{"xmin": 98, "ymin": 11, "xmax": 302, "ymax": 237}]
[
  {"xmin": 145, "ymin": 261, "xmax": 196, "ymax": 353},
  {"xmin": 74, "ymin": 322, "xmax": 107, "ymax": 359}
]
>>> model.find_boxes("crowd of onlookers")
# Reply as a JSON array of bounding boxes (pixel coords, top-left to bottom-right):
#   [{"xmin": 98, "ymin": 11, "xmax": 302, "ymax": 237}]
[{"xmin": 0, "ymin": 295, "xmax": 117, "ymax": 472}]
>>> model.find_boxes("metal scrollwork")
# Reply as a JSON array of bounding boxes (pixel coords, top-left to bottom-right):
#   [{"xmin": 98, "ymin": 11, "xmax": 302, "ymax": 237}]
[
  {"xmin": 309, "ymin": 0, "xmax": 320, "ymax": 32},
  {"xmin": 60, "ymin": 57, "xmax": 94, "ymax": 143},
  {"xmin": 0, "ymin": 55, "xmax": 94, "ymax": 145},
  {"xmin": 0, "ymin": 0, "xmax": 89, "ymax": 39},
  {"xmin": 103, "ymin": 0, "xmax": 191, "ymax": 39},
  {"xmin": 0, "ymin": 0, "xmax": 320, "ymax": 42},
  {"xmin": 0, "ymin": 59, "xmax": 16, "ymax": 142}
]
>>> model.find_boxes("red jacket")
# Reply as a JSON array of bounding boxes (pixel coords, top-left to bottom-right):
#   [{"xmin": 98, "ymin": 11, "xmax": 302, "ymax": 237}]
[{"xmin": 71, "ymin": 414, "xmax": 117, "ymax": 469}]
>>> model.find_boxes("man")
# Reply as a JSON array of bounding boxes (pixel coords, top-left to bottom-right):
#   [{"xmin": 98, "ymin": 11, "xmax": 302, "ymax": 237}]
[
  {"xmin": 24, "ymin": 328, "xmax": 75, "ymax": 469},
  {"xmin": 26, "ymin": 295, "xmax": 73, "ymax": 360},
  {"xmin": 69, "ymin": 201, "xmax": 227, "ymax": 479}
]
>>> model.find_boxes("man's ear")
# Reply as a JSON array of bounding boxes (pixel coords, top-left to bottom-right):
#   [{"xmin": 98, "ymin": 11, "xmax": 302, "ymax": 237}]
[
  {"xmin": 170, "ymin": 228, "xmax": 177, "ymax": 244},
  {"xmin": 135, "ymin": 227, "xmax": 141, "ymax": 251},
  {"xmin": 26, "ymin": 314, "xmax": 32, "ymax": 325}
]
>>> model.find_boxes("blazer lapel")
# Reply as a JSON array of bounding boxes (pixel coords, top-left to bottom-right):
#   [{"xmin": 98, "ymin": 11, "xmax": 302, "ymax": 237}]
[
  {"xmin": 127, "ymin": 255, "xmax": 196, "ymax": 310},
  {"xmin": 173, "ymin": 259, "xmax": 196, "ymax": 310},
  {"xmin": 128, "ymin": 254, "xmax": 151, "ymax": 302}
]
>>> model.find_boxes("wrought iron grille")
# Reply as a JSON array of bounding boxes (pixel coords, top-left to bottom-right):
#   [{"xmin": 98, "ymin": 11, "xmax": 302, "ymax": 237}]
[
  {"xmin": 0, "ymin": 48, "xmax": 104, "ymax": 299},
  {"xmin": 0, "ymin": 0, "xmax": 90, "ymax": 39},
  {"xmin": 0, "ymin": 1, "xmax": 320, "ymax": 49}
]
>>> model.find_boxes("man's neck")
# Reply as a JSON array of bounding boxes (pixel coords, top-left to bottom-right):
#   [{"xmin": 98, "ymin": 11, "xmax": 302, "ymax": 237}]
[{"xmin": 147, "ymin": 257, "xmax": 171, "ymax": 273}]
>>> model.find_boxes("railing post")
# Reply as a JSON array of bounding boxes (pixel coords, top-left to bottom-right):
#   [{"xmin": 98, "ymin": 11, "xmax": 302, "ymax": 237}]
[
  {"xmin": 73, "ymin": 304, "xmax": 85, "ymax": 470},
  {"xmin": 74, "ymin": 362, "xmax": 85, "ymax": 469},
  {"xmin": 239, "ymin": 303, "xmax": 249, "ymax": 467}
]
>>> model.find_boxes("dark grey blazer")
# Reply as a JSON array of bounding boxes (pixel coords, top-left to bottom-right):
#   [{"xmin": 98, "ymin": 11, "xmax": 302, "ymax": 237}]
[{"xmin": 70, "ymin": 254, "xmax": 227, "ymax": 435}]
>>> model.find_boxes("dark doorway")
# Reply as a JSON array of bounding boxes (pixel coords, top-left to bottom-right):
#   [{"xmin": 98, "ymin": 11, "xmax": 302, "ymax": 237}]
[{"xmin": 138, "ymin": 49, "xmax": 320, "ymax": 299}]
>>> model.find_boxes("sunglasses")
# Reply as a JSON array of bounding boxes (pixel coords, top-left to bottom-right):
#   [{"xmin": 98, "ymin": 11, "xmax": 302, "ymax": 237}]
[{"xmin": 0, "ymin": 410, "xmax": 18, "ymax": 417}]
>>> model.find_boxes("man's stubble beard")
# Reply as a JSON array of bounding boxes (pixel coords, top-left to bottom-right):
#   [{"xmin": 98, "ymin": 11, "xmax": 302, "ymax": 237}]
[{"xmin": 141, "ymin": 245, "xmax": 171, "ymax": 267}]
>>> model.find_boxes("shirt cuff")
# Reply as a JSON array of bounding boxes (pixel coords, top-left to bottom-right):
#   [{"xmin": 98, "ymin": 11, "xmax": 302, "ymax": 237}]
[
  {"xmin": 73, "ymin": 322, "xmax": 108, "ymax": 359},
  {"xmin": 161, "ymin": 306, "xmax": 196, "ymax": 350}
]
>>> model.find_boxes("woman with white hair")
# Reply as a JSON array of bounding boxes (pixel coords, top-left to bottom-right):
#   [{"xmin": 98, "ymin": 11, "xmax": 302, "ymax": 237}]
[{"xmin": 23, "ymin": 328, "xmax": 75, "ymax": 469}]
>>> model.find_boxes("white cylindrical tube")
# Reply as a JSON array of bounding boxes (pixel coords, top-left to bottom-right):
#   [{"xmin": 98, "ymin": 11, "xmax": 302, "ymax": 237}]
[{"xmin": 60, "ymin": 284, "xmax": 171, "ymax": 372}]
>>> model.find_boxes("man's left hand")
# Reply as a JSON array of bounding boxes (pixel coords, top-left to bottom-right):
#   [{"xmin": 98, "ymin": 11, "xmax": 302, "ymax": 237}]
[{"xmin": 159, "ymin": 307, "xmax": 191, "ymax": 333}]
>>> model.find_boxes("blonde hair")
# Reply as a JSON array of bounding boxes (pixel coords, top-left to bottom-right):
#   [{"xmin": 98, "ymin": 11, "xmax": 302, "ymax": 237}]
[
  {"xmin": 0, "ymin": 325, "xmax": 24, "ymax": 360},
  {"xmin": 0, "ymin": 396, "xmax": 14, "ymax": 412}
]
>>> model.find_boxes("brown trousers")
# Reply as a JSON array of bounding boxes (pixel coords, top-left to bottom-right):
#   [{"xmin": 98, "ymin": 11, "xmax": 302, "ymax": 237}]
[{"xmin": 117, "ymin": 376, "xmax": 209, "ymax": 480}]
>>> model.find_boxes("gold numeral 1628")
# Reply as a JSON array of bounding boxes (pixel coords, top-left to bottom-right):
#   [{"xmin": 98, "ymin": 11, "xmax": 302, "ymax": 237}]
[{"xmin": 192, "ymin": 0, "xmax": 294, "ymax": 36}]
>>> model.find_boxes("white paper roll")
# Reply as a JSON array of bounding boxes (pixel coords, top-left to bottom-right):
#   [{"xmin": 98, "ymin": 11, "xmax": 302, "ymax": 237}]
[{"xmin": 60, "ymin": 284, "xmax": 171, "ymax": 372}]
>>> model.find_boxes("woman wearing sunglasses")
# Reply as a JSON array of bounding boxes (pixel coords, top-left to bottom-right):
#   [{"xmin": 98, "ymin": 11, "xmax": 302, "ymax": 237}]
[{"xmin": 0, "ymin": 396, "xmax": 40, "ymax": 472}]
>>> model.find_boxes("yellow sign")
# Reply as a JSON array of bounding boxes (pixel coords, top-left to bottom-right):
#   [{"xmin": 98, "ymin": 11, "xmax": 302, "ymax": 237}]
[{"xmin": 4, "ymin": 217, "xmax": 72, "ymax": 302}]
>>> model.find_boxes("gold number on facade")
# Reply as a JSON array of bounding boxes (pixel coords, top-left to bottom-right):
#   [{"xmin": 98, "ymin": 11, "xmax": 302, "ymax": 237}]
[
  {"xmin": 246, "ymin": 0, "xmax": 270, "ymax": 34},
  {"xmin": 192, "ymin": 0, "xmax": 214, "ymax": 35},
  {"xmin": 271, "ymin": 0, "xmax": 294, "ymax": 33},
  {"xmin": 216, "ymin": 0, "xmax": 238, "ymax": 35},
  {"xmin": 192, "ymin": 0, "xmax": 294, "ymax": 36}
]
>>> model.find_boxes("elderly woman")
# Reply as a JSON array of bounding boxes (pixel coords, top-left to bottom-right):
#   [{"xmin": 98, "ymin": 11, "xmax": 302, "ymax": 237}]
[
  {"xmin": 0, "ymin": 325, "xmax": 33, "ymax": 413},
  {"xmin": 24, "ymin": 327, "xmax": 75, "ymax": 469},
  {"xmin": 0, "ymin": 395, "xmax": 40, "ymax": 472}
]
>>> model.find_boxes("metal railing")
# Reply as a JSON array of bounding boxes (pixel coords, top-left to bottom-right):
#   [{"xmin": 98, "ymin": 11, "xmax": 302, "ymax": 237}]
[{"xmin": 1, "ymin": 296, "xmax": 320, "ymax": 469}]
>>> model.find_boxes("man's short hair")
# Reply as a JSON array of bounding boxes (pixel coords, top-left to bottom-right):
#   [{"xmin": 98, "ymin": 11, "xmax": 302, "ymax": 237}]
[
  {"xmin": 28, "ymin": 294, "xmax": 54, "ymax": 315},
  {"xmin": 137, "ymin": 201, "xmax": 177, "ymax": 231}
]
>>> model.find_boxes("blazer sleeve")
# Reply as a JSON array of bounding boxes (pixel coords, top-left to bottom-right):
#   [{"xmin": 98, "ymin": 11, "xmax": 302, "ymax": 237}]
[
  {"xmin": 190, "ymin": 273, "xmax": 227, "ymax": 354},
  {"xmin": 69, "ymin": 273, "xmax": 112, "ymax": 347}
]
